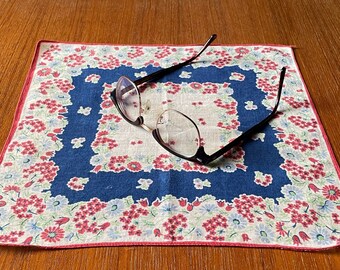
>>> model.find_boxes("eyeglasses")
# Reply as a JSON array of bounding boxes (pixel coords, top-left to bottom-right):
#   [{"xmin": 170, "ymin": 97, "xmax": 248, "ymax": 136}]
[{"xmin": 110, "ymin": 34, "xmax": 286, "ymax": 165}]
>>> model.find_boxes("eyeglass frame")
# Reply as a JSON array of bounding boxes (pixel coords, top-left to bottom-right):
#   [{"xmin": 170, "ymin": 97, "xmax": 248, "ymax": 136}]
[{"xmin": 110, "ymin": 34, "xmax": 286, "ymax": 165}]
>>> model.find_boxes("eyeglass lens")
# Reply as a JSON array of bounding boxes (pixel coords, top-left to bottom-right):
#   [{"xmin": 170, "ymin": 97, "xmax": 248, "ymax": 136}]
[
  {"xmin": 116, "ymin": 76, "xmax": 141, "ymax": 122},
  {"xmin": 156, "ymin": 110, "xmax": 200, "ymax": 158}
]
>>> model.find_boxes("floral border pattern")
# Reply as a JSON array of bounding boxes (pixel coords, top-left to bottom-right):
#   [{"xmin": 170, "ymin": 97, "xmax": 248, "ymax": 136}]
[{"xmin": 0, "ymin": 42, "xmax": 339, "ymax": 249}]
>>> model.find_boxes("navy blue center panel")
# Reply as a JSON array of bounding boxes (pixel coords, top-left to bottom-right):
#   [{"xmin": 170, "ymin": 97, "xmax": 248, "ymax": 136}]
[{"xmin": 49, "ymin": 64, "xmax": 289, "ymax": 203}]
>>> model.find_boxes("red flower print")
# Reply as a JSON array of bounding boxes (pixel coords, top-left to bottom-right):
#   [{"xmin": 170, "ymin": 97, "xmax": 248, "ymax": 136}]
[
  {"xmin": 101, "ymin": 100, "xmax": 113, "ymax": 109},
  {"xmin": 127, "ymin": 46, "xmax": 144, "ymax": 58},
  {"xmin": 217, "ymin": 120, "xmax": 240, "ymax": 131},
  {"xmin": 288, "ymin": 115, "xmax": 317, "ymax": 132},
  {"xmin": 154, "ymin": 228, "xmax": 162, "ymax": 237},
  {"xmin": 99, "ymin": 114, "xmax": 122, "ymax": 124},
  {"xmin": 73, "ymin": 198, "xmax": 108, "ymax": 234},
  {"xmin": 216, "ymin": 200, "xmax": 225, "ymax": 208},
  {"xmin": 153, "ymin": 154, "xmax": 173, "ymax": 171},
  {"xmin": 202, "ymin": 82, "xmax": 218, "ymax": 94},
  {"xmin": 23, "ymin": 161, "xmax": 58, "ymax": 183},
  {"xmin": 242, "ymin": 233, "xmax": 250, "ymax": 242},
  {"xmin": 41, "ymin": 226, "xmax": 65, "ymax": 243},
  {"xmin": 55, "ymin": 217, "xmax": 70, "ymax": 226},
  {"xmin": 214, "ymin": 99, "xmax": 237, "ymax": 115},
  {"xmin": 23, "ymin": 236, "xmax": 33, "ymax": 245},
  {"xmin": 67, "ymin": 177, "xmax": 88, "ymax": 191},
  {"xmin": 283, "ymin": 200, "xmax": 318, "ymax": 228},
  {"xmin": 255, "ymin": 59, "xmax": 278, "ymax": 71},
  {"xmin": 292, "ymin": 235, "xmax": 302, "ymax": 246},
  {"xmin": 276, "ymin": 222, "xmax": 288, "ymax": 236},
  {"xmin": 29, "ymin": 99, "xmax": 66, "ymax": 114},
  {"xmin": 235, "ymin": 47, "xmax": 250, "ymax": 58},
  {"xmin": 18, "ymin": 118, "xmax": 47, "ymax": 133},
  {"xmin": 210, "ymin": 50, "xmax": 232, "ymax": 68},
  {"xmin": 63, "ymin": 53, "xmax": 86, "ymax": 67},
  {"xmin": 95, "ymin": 55, "xmax": 120, "ymax": 69},
  {"xmin": 162, "ymin": 214, "xmax": 188, "ymax": 241},
  {"xmin": 178, "ymin": 198, "xmax": 187, "ymax": 207},
  {"xmin": 332, "ymin": 213, "xmax": 340, "ymax": 224},
  {"xmin": 192, "ymin": 101, "xmax": 203, "ymax": 106},
  {"xmin": 92, "ymin": 131, "xmax": 118, "ymax": 150},
  {"xmin": 154, "ymin": 46, "xmax": 176, "ymax": 59},
  {"xmin": 8, "ymin": 140, "xmax": 38, "ymax": 155},
  {"xmin": 223, "ymin": 146, "xmax": 245, "ymax": 160},
  {"xmin": 298, "ymin": 231, "xmax": 310, "ymax": 241},
  {"xmin": 11, "ymin": 195, "xmax": 46, "ymax": 219},
  {"xmin": 256, "ymin": 77, "xmax": 281, "ymax": 100},
  {"xmin": 41, "ymin": 44, "xmax": 60, "ymax": 61},
  {"xmin": 3, "ymin": 185, "xmax": 20, "ymax": 193},
  {"xmin": 0, "ymin": 201, "xmax": 6, "ymax": 207},
  {"xmin": 308, "ymin": 183, "xmax": 320, "ymax": 193},
  {"xmin": 280, "ymin": 159, "xmax": 325, "ymax": 181},
  {"xmin": 152, "ymin": 198, "xmax": 161, "ymax": 207},
  {"xmin": 144, "ymin": 59, "xmax": 160, "ymax": 67},
  {"xmin": 202, "ymin": 214, "xmax": 228, "ymax": 241},
  {"xmin": 182, "ymin": 161, "xmax": 209, "ymax": 173},
  {"xmin": 264, "ymin": 211, "xmax": 275, "ymax": 219},
  {"xmin": 127, "ymin": 161, "xmax": 142, "ymax": 172},
  {"xmin": 130, "ymin": 140, "xmax": 143, "ymax": 145},
  {"xmin": 225, "ymin": 204, "xmax": 233, "ymax": 211},
  {"xmin": 261, "ymin": 47, "xmax": 289, "ymax": 57},
  {"xmin": 54, "ymin": 79, "xmax": 75, "ymax": 93},
  {"xmin": 0, "ymin": 231, "xmax": 24, "ymax": 244},
  {"xmin": 138, "ymin": 198, "xmax": 149, "ymax": 207},
  {"xmin": 322, "ymin": 185, "xmax": 340, "ymax": 201},
  {"xmin": 283, "ymin": 133, "xmax": 320, "ymax": 152},
  {"xmin": 283, "ymin": 96, "xmax": 310, "ymax": 109},
  {"xmin": 75, "ymin": 45, "xmax": 87, "ymax": 52},
  {"xmin": 233, "ymin": 194, "xmax": 266, "ymax": 223},
  {"xmin": 99, "ymin": 222, "xmax": 111, "ymax": 230},
  {"xmin": 108, "ymin": 155, "xmax": 128, "ymax": 172},
  {"xmin": 189, "ymin": 82, "xmax": 202, "ymax": 90},
  {"xmin": 119, "ymin": 204, "xmax": 149, "ymax": 236},
  {"xmin": 254, "ymin": 172, "xmax": 273, "ymax": 187},
  {"xmin": 37, "ymin": 67, "xmax": 52, "ymax": 77},
  {"xmin": 165, "ymin": 82, "xmax": 181, "ymax": 94}
]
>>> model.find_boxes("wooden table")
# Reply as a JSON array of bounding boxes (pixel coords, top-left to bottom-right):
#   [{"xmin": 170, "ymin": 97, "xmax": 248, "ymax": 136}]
[{"xmin": 0, "ymin": 0, "xmax": 339, "ymax": 269}]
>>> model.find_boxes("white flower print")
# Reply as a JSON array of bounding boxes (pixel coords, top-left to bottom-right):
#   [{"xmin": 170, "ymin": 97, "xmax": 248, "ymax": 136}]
[
  {"xmin": 281, "ymin": 184, "xmax": 304, "ymax": 200},
  {"xmin": 67, "ymin": 177, "xmax": 89, "ymax": 191},
  {"xmin": 252, "ymin": 133, "xmax": 265, "ymax": 142},
  {"xmin": 71, "ymin": 137, "xmax": 86, "ymax": 148},
  {"xmin": 310, "ymin": 227, "xmax": 332, "ymax": 246},
  {"xmin": 179, "ymin": 71, "xmax": 192, "ymax": 78},
  {"xmin": 136, "ymin": 178, "xmax": 153, "ymax": 190},
  {"xmin": 220, "ymin": 162, "xmax": 238, "ymax": 173},
  {"xmin": 25, "ymin": 219, "xmax": 43, "ymax": 234},
  {"xmin": 77, "ymin": 106, "xmax": 92, "ymax": 116},
  {"xmin": 85, "ymin": 74, "xmax": 101, "ymax": 83},
  {"xmin": 245, "ymin": 100, "xmax": 258, "ymax": 110},
  {"xmin": 193, "ymin": 178, "xmax": 211, "ymax": 189},
  {"xmin": 134, "ymin": 71, "xmax": 148, "ymax": 78},
  {"xmin": 228, "ymin": 213, "xmax": 247, "ymax": 230},
  {"xmin": 229, "ymin": 72, "xmax": 245, "ymax": 81},
  {"xmin": 105, "ymin": 199, "xmax": 124, "ymax": 217},
  {"xmin": 255, "ymin": 224, "xmax": 275, "ymax": 243},
  {"xmin": 46, "ymin": 195, "xmax": 69, "ymax": 211},
  {"xmin": 254, "ymin": 171, "xmax": 273, "ymax": 187}
]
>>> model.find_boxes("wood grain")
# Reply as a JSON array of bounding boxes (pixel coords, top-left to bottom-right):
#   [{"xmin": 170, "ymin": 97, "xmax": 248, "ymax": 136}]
[{"xmin": 0, "ymin": 0, "xmax": 339, "ymax": 269}]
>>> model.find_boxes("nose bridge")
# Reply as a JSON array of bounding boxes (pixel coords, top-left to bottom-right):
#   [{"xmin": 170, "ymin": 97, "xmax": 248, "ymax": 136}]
[{"xmin": 140, "ymin": 123, "xmax": 154, "ymax": 133}]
